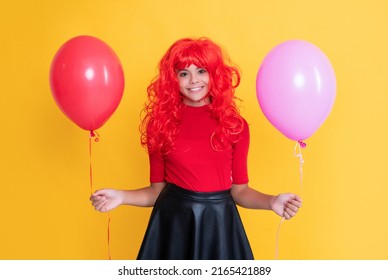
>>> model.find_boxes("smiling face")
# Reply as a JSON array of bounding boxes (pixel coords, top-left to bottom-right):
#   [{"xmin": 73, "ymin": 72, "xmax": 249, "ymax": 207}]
[{"xmin": 176, "ymin": 64, "xmax": 210, "ymax": 107}]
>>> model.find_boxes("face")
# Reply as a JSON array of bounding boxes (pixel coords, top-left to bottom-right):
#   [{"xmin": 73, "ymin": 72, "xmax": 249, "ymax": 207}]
[{"xmin": 176, "ymin": 64, "xmax": 210, "ymax": 107}]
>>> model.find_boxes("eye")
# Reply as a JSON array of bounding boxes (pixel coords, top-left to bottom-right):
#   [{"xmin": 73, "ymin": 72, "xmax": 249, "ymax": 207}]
[
  {"xmin": 178, "ymin": 71, "xmax": 188, "ymax": 77},
  {"xmin": 198, "ymin": 68, "xmax": 207, "ymax": 74}
]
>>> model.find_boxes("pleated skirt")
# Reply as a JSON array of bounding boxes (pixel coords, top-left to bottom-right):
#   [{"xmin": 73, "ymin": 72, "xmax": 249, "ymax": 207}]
[{"xmin": 137, "ymin": 183, "xmax": 254, "ymax": 260}]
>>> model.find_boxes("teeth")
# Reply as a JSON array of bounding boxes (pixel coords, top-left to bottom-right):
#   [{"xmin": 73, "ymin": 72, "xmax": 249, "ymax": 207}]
[{"xmin": 189, "ymin": 87, "xmax": 201, "ymax": 91}]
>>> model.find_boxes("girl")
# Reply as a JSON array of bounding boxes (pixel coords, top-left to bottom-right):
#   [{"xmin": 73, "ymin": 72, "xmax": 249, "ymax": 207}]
[{"xmin": 90, "ymin": 37, "xmax": 302, "ymax": 260}]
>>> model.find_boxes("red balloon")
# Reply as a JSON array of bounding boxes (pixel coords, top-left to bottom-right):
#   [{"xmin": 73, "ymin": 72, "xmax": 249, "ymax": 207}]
[{"xmin": 49, "ymin": 35, "xmax": 125, "ymax": 131}]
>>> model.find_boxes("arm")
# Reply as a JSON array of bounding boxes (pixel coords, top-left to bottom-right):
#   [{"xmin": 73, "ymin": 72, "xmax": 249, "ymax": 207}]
[
  {"xmin": 231, "ymin": 184, "xmax": 302, "ymax": 220},
  {"xmin": 90, "ymin": 182, "xmax": 166, "ymax": 212},
  {"xmin": 91, "ymin": 146, "xmax": 167, "ymax": 213}
]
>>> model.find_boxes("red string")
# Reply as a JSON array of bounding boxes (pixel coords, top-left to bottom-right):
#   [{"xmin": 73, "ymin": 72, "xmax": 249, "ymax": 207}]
[
  {"xmin": 89, "ymin": 136, "xmax": 93, "ymax": 194},
  {"xmin": 89, "ymin": 130, "xmax": 111, "ymax": 260},
  {"xmin": 107, "ymin": 213, "xmax": 111, "ymax": 260}
]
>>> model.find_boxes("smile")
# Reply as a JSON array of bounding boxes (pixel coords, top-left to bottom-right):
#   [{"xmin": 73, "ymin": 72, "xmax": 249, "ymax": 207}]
[{"xmin": 188, "ymin": 87, "xmax": 203, "ymax": 91}]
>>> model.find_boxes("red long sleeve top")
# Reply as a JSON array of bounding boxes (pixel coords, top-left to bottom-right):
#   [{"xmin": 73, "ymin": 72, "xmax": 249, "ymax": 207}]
[{"xmin": 149, "ymin": 105, "xmax": 250, "ymax": 192}]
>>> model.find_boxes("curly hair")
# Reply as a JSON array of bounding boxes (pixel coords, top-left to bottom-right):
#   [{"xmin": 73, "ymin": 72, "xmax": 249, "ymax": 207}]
[{"xmin": 140, "ymin": 37, "xmax": 244, "ymax": 154}]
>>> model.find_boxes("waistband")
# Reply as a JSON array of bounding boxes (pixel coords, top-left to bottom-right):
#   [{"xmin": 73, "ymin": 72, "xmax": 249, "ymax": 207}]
[{"xmin": 165, "ymin": 183, "xmax": 232, "ymax": 200}]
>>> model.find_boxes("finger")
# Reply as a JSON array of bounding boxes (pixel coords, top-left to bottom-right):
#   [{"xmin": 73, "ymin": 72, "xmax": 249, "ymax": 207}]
[
  {"xmin": 292, "ymin": 201, "xmax": 302, "ymax": 208},
  {"xmin": 93, "ymin": 199, "xmax": 107, "ymax": 209},
  {"xmin": 92, "ymin": 189, "xmax": 108, "ymax": 197},
  {"xmin": 90, "ymin": 195, "xmax": 102, "ymax": 202},
  {"xmin": 288, "ymin": 199, "xmax": 302, "ymax": 209},
  {"xmin": 286, "ymin": 194, "xmax": 302, "ymax": 203},
  {"xmin": 98, "ymin": 204, "xmax": 109, "ymax": 212},
  {"xmin": 284, "ymin": 205, "xmax": 298, "ymax": 218},
  {"xmin": 92, "ymin": 200, "xmax": 102, "ymax": 208},
  {"xmin": 91, "ymin": 196, "xmax": 104, "ymax": 204},
  {"xmin": 96, "ymin": 201, "xmax": 107, "ymax": 212},
  {"xmin": 284, "ymin": 207, "xmax": 294, "ymax": 218},
  {"xmin": 287, "ymin": 202, "xmax": 299, "ymax": 212},
  {"xmin": 92, "ymin": 197, "xmax": 107, "ymax": 209}
]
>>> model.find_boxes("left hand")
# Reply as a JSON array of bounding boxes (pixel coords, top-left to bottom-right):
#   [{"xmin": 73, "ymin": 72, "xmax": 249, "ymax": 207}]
[{"xmin": 270, "ymin": 193, "xmax": 302, "ymax": 220}]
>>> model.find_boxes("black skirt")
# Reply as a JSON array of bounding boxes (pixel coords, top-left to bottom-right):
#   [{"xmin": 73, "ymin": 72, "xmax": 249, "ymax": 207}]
[{"xmin": 137, "ymin": 183, "xmax": 254, "ymax": 260}]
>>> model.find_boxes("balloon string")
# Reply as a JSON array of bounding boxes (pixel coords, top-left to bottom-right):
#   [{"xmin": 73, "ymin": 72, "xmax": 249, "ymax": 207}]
[
  {"xmin": 275, "ymin": 141, "xmax": 306, "ymax": 260},
  {"xmin": 293, "ymin": 141, "xmax": 306, "ymax": 197},
  {"xmin": 89, "ymin": 131, "xmax": 100, "ymax": 194},
  {"xmin": 107, "ymin": 213, "xmax": 111, "ymax": 260},
  {"xmin": 89, "ymin": 131, "xmax": 111, "ymax": 260},
  {"xmin": 275, "ymin": 217, "xmax": 285, "ymax": 260}
]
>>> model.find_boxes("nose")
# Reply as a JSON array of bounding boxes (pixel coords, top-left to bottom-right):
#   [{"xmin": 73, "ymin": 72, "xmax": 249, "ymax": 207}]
[{"xmin": 190, "ymin": 73, "xmax": 199, "ymax": 84}]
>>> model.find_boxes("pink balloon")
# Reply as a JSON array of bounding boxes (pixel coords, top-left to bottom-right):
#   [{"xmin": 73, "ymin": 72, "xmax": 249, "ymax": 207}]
[
  {"xmin": 256, "ymin": 40, "xmax": 336, "ymax": 141},
  {"xmin": 49, "ymin": 36, "xmax": 125, "ymax": 131}
]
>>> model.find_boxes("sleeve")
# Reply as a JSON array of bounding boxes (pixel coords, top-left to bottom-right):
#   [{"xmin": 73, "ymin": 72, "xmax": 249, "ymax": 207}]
[
  {"xmin": 149, "ymin": 150, "xmax": 166, "ymax": 183},
  {"xmin": 231, "ymin": 118, "xmax": 250, "ymax": 184}
]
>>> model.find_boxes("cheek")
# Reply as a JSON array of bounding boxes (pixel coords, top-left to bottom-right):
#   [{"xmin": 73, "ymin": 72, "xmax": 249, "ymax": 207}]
[
  {"xmin": 178, "ymin": 83, "xmax": 186, "ymax": 94},
  {"xmin": 177, "ymin": 84, "xmax": 184, "ymax": 94},
  {"xmin": 204, "ymin": 74, "xmax": 211, "ymax": 86},
  {"xmin": 176, "ymin": 78, "xmax": 185, "ymax": 90},
  {"xmin": 177, "ymin": 77, "xmax": 187, "ymax": 86},
  {"xmin": 206, "ymin": 78, "xmax": 212, "ymax": 90}
]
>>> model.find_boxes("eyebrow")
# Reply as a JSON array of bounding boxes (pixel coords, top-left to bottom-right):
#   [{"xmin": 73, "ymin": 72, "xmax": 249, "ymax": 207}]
[{"xmin": 176, "ymin": 66, "xmax": 206, "ymax": 71}]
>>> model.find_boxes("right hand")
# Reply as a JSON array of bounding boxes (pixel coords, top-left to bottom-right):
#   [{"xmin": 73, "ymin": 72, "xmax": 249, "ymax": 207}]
[
  {"xmin": 90, "ymin": 189, "xmax": 123, "ymax": 212},
  {"xmin": 270, "ymin": 193, "xmax": 302, "ymax": 220}
]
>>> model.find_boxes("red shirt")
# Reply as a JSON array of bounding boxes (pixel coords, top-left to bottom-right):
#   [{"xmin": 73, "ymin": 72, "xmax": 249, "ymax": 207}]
[{"xmin": 149, "ymin": 105, "xmax": 249, "ymax": 192}]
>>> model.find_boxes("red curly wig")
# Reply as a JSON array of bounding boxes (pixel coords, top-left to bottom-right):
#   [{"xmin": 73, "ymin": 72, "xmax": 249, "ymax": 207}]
[{"xmin": 140, "ymin": 37, "xmax": 244, "ymax": 154}]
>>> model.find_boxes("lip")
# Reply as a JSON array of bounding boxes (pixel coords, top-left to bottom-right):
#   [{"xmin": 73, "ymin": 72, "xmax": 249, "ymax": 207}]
[{"xmin": 188, "ymin": 86, "xmax": 203, "ymax": 92}]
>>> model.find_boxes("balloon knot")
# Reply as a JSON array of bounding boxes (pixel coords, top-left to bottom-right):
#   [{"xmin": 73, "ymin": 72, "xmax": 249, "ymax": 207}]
[
  {"xmin": 298, "ymin": 141, "xmax": 307, "ymax": 148},
  {"xmin": 90, "ymin": 130, "xmax": 100, "ymax": 142}
]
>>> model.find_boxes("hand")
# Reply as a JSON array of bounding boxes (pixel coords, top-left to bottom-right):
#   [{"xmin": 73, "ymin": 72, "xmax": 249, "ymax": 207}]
[
  {"xmin": 90, "ymin": 189, "xmax": 123, "ymax": 212},
  {"xmin": 270, "ymin": 193, "xmax": 302, "ymax": 220}
]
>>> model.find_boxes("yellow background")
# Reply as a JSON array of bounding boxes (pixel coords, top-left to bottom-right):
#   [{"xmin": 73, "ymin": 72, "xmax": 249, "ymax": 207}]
[{"xmin": 1, "ymin": 0, "xmax": 387, "ymax": 260}]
